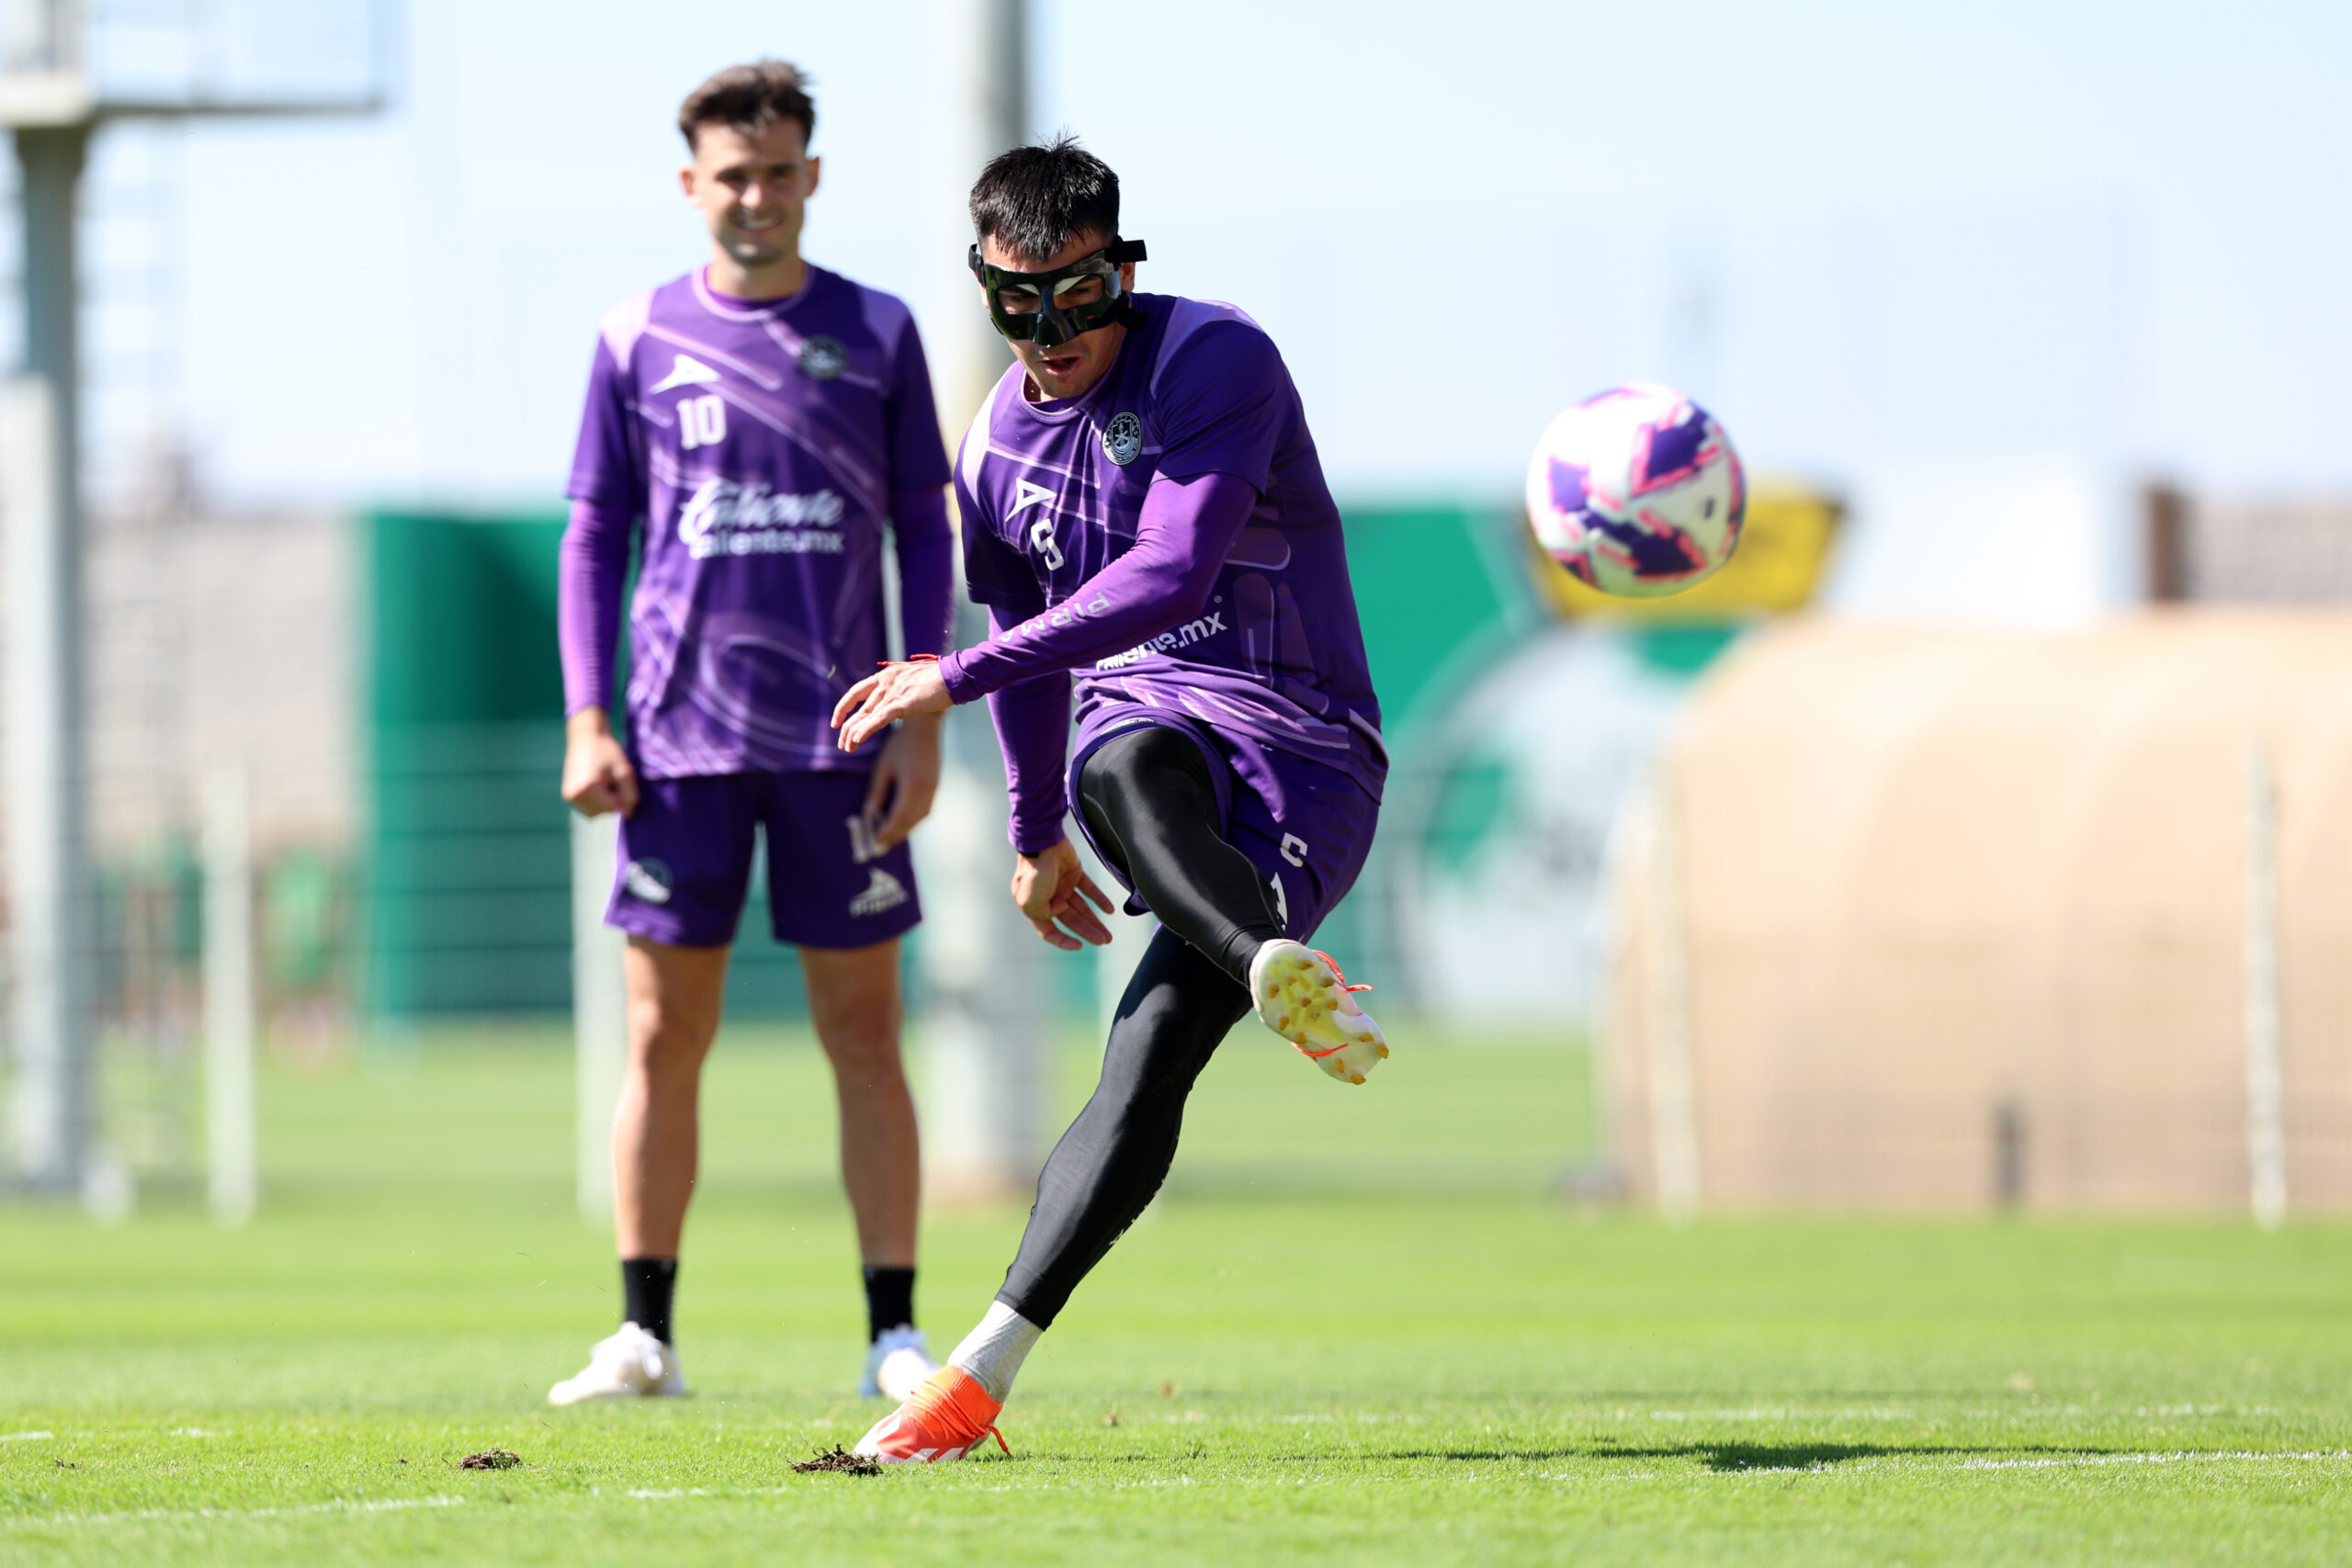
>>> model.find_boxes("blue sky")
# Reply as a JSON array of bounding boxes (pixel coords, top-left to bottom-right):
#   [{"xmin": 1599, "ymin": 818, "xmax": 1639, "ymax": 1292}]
[{"xmin": 62, "ymin": 0, "xmax": 2352, "ymax": 512}]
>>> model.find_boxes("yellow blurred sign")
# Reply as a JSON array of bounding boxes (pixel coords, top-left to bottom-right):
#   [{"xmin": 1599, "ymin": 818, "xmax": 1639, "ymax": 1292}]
[{"xmin": 1531, "ymin": 482, "xmax": 1843, "ymax": 621}]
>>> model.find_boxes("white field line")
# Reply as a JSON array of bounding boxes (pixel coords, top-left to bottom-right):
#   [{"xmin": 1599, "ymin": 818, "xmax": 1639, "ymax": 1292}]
[
  {"xmin": 1679, "ymin": 1450, "xmax": 2352, "ymax": 1479},
  {"xmin": 1643, "ymin": 1409, "xmax": 1919, "ymax": 1423},
  {"xmin": 11, "ymin": 1495, "xmax": 465, "ymax": 1529},
  {"xmin": 1954, "ymin": 1450, "xmax": 2352, "ymax": 1473},
  {"xmin": 0, "ymin": 1432, "xmax": 55, "ymax": 1442}
]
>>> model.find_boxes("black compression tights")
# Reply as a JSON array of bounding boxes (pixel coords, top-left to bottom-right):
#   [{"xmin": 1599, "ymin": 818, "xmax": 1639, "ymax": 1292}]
[{"xmin": 996, "ymin": 728, "xmax": 1288, "ymax": 1326}]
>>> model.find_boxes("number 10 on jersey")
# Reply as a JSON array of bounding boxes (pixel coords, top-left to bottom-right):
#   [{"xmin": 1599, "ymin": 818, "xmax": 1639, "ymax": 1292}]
[{"xmin": 678, "ymin": 394, "xmax": 728, "ymax": 450}]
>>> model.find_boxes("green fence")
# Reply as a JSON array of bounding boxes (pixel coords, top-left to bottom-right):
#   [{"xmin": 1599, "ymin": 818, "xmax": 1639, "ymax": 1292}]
[
  {"xmin": 1340, "ymin": 502, "xmax": 1541, "ymax": 734},
  {"xmin": 361, "ymin": 509, "xmax": 809, "ymax": 1022},
  {"xmin": 363, "ymin": 509, "xmax": 570, "ymax": 1019},
  {"xmin": 1286, "ymin": 502, "xmax": 1540, "ymax": 974}
]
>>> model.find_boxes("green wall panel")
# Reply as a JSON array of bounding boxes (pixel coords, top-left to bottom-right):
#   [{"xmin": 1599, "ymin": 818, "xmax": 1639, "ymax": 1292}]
[
  {"xmin": 362, "ymin": 509, "xmax": 810, "ymax": 1021},
  {"xmin": 363, "ymin": 510, "xmax": 571, "ymax": 1020},
  {"xmin": 1339, "ymin": 503, "xmax": 1540, "ymax": 738}
]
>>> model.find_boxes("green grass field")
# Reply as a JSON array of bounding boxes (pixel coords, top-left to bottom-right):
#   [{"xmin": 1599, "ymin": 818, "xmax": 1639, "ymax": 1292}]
[{"xmin": 4, "ymin": 1022, "xmax": 2349, "ymax": 1565}]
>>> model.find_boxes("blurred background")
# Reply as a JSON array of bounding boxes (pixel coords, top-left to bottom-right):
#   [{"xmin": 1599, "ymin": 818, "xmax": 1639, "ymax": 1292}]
[{"xmin": 6, "ymin": 0, "xmax": 2352, "ymax": 1224}]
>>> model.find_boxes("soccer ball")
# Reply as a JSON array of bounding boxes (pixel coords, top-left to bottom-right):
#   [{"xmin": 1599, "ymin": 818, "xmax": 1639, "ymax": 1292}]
[{"xmin": 1524, "ymin": 385, "xmax": 1744, "ymax": 598}]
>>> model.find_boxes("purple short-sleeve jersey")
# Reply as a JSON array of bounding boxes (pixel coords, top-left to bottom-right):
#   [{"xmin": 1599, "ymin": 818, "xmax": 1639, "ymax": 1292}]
[
  {"xmin": 953, "ymin": 294, "xmax": 1385, "ymax": 797},
  {"xmin": 568, "ymin": 265, "xmax": 953, "ymax": 777}
]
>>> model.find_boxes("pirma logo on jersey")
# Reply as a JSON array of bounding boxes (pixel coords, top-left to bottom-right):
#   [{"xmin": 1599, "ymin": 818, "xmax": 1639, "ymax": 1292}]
[
  {"xmin": 798, "ymin": 335, "xmax": 849, "ymax": 381},
  {"xmin": 1102, "ymin": 412, "xmax": 1144, "ymax": 466},
  {"xmin": 677, "ymin": 479, "xmax": 847, "ymax": 558}
]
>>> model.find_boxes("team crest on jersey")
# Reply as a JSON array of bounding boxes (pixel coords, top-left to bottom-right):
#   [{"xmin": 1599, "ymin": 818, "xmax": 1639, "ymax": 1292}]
[
  {"xmin": 798, "ymin": 335, "xmax": 849, "ymax": 381},
  {"xmin": 1102, "ymin": 412, "xmax": 1143, "ymax": 466}
]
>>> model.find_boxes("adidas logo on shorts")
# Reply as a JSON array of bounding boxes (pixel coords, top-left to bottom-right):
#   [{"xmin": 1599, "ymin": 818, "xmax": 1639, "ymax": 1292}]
[{"xmin": 850, "ymin": 867, "xmax": 909, "ymax": 918}]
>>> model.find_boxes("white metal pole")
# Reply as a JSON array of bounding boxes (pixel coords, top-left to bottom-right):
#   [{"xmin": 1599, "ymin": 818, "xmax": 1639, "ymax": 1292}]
[
  {"xmin": 1645, "ymin": 756, "xmax": 1702, "ymax": 1223},
  {"xmin": 2244, "ymin": 743, "xmax": 2286, "ymax": 1230},
  {"xmin": 3, "ymin": 370, "xmax": 91, "ymax": 1196},
  {"xmin": 571, "ymin": 811, "xmax": 627, "ymax": 1223},
  {"xmin": 0, "ymin": 3, "xmax": 387, "ymax": 1207},
  {"xmin": 201, "ymin": 763, "xmax": 257, "ymax": 1225},
  {"xmin": 914, "ymin": 0, "xmax": 1050, "ymax": 1201},
  {"xmin": 922, "ymin": 0, "xmax": 1025, "ymax": 411},
  {"xmin": 915, "ymin": 765, "xmax": 1012, "ymax": 1195},
  {"xmin": 4, "ymin": 95, "xmax": 94, "ymax": 1200},
  {"xmin": 912, "ymin": 753, "xmax": 1050, "ymax": 1199}
]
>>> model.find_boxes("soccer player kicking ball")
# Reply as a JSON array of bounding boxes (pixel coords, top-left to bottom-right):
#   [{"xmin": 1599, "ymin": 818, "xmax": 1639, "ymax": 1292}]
[
  {"xmin": 550, "ymin": 61, "xmax": 955, "ymax": 1406},
  {"xmin": 831, "ymin": 138, "xmax": 1389, "ymax": 1462}
]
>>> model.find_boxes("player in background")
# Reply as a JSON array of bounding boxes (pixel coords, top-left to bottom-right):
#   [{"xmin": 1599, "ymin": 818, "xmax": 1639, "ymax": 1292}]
[
  {"xmin": 831, "ymin": 137, "xmax": 1389, "ymax": 1462},
  {"xmin": 550, "ymin": 61, "xmax": 953, "ymax": 1406}
]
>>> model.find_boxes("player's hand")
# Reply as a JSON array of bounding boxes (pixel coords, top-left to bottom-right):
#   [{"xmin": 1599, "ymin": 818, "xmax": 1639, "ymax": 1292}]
[
  {"xmin": 561, "ymin": 708, "xmax": 640, "ymax": 818},
  {"xmin": 833, "ymin": 659, "xmax": 953, "ymax": 752},
  {"xmin": 1012, "ymin": 838, "xmax": 1115, "ymax": 951},
  {"xmin": 864, "ymin": 713, "xmax": 941, "ymax": 851}
]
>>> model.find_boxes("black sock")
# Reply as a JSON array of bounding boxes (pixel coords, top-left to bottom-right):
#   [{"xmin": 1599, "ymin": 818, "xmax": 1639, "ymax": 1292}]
[
  {"xmin": 863, "ymin": 1266, "xmax": 915, "ymax": 1342},
  {"xmin": 621, "ymin": 1258, "xmax": 678, "ymax": 1346}
]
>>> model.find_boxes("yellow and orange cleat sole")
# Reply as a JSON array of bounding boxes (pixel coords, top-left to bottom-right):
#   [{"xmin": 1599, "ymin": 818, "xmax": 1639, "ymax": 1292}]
[
  {"xmin": 1250, "ymin": 940, "xmax": 1390, "ymax": 1085},
  {"xmin": 851, "ymin": 1364, "xmax": 1009, "ymax": 1464}
]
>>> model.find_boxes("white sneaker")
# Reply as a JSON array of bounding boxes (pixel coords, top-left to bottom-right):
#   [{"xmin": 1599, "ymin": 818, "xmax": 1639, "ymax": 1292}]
[
  {"xmin": 1249, "ymin": 940, "xmax": 1389, "ymax": 1085},
  {"xmin": 862, "ymin": 1325, "xmax": 939, "ymax": 1400},
  {"xmin": 547, "ymin": 1321, "xmax": 688, "ymax": 1405}
]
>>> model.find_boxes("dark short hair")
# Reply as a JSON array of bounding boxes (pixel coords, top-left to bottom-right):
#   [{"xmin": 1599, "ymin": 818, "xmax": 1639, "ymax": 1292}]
[
  {"xmin": 969, "ymin": 135, "xmax": 1121, "ymax": 264},
  {"xmin": 678, "ymin": 59, "xmax": 815, "ymax": 152}
]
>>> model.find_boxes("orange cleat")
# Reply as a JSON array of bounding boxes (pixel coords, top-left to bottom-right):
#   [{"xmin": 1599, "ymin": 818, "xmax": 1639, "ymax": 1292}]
[{"xmin": 851, "ymin": 1364, "xmax": 1011, "ymax": 1464}]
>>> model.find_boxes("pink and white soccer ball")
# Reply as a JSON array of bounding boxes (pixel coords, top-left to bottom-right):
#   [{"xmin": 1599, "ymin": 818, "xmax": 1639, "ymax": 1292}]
[{"xmin": 1524, "ymin": 384, "xmax": 1744, "ymax": 598}]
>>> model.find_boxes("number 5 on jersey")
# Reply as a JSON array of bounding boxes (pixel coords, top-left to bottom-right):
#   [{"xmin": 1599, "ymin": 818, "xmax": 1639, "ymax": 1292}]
[
  {"xmin": 1029, "ymin": 515, "xmax": 1064, "ymax": 570},
  {"xmin": 678, "ymin": 393, "xmax": 727, "ymax": 450}
]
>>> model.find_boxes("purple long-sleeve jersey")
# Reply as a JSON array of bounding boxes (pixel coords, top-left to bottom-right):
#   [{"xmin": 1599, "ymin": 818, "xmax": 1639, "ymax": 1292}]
[
  {"xmin": 562, "ymin": 265, "xmax": 954, "ymax": 778},
  {"xmin": 941, "ymin": 293, "xmax": 1385, "ymax": 852}
]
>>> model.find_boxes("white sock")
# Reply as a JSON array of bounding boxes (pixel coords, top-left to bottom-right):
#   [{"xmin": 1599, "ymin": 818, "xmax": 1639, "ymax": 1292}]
[{"xmin": 947, "ymin": 1301, "xmax": 1043, "ymax": 1404}]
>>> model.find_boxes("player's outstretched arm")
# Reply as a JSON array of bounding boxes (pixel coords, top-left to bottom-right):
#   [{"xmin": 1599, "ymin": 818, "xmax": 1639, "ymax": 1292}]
[
  {"xmin": 832, "ymin": 658, "xmax": 953, "ymax": 752},
  {"xmin": 1011, "ymin": 838, "xmax": 1115, "ymax": 951},
  {"xmin": 934, "ymin": 469, "xmax": 1260, "ymax": 703}
]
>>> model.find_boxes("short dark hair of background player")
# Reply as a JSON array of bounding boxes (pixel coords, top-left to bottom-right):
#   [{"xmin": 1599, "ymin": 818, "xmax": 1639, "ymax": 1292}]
[
  {"xmin": 969, "ymin": 134, "xmax": 1123, "ymax": 264},
  {"xmin": 679, "ymin": 58, "xmax": 816, "ymax": 152}
]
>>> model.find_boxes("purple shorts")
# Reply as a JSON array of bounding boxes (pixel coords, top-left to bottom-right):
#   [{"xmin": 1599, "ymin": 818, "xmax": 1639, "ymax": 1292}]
[
  {"xmin": 609, "ymin": 771, "xmax": 921, "ymax": 950},
  {"xmin": 1067, "ymin": 707, "xmax": 1382, "ymax": 942}
]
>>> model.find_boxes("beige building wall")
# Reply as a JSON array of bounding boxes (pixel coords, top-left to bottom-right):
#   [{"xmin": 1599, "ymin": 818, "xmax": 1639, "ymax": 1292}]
[
  {"xmin": 1608, "ymin": 613, "xmax": 2352, "ymax": 1213},
  {"xmin": 0, "ymin": 502, "xmax": 351, "ymax": 897},
  {"xmin": 80, "ymin": 506, "xmax": 354, "ymax": 860}
]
